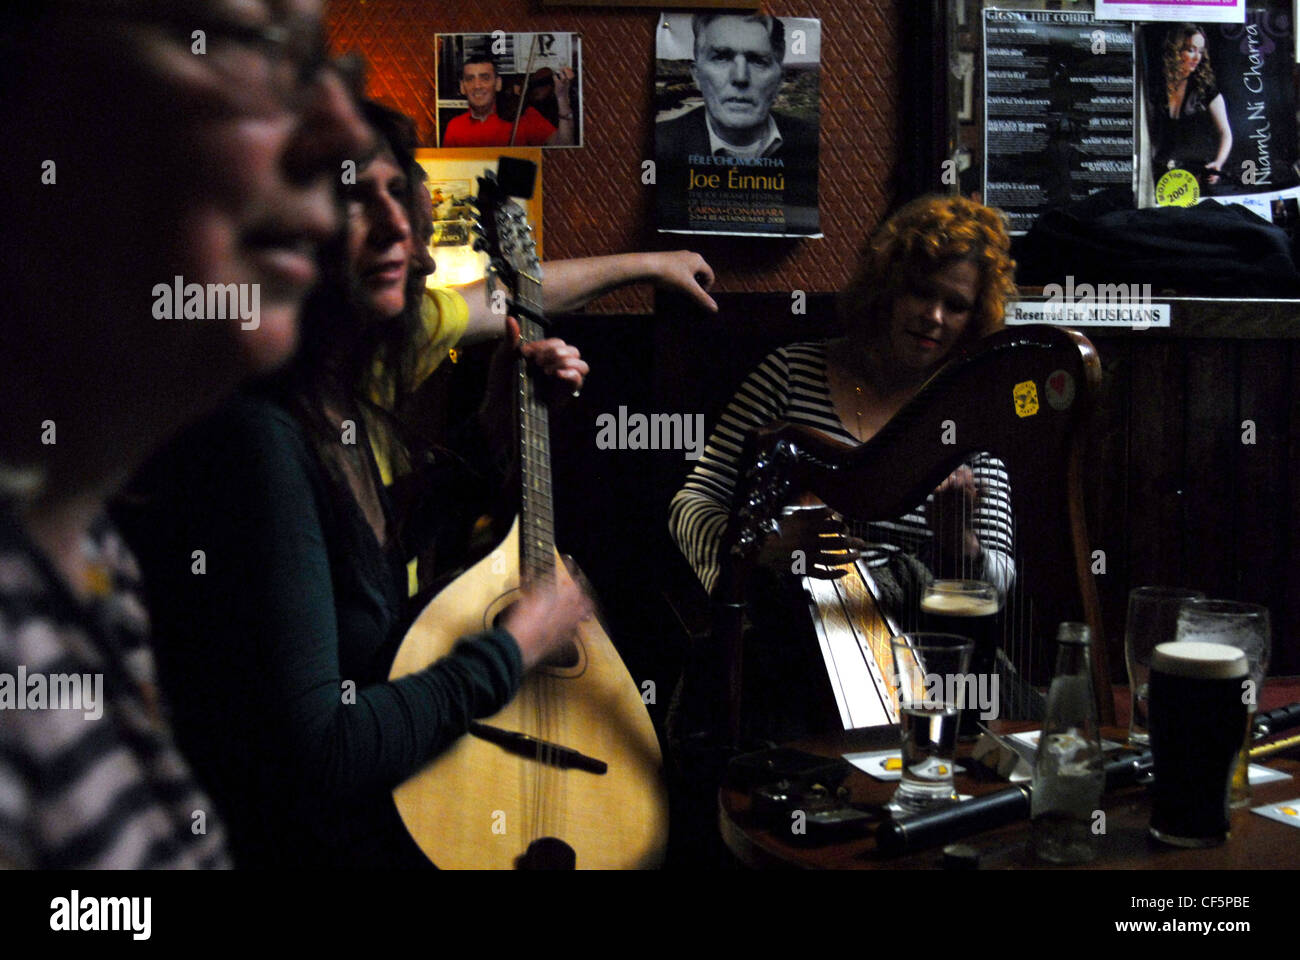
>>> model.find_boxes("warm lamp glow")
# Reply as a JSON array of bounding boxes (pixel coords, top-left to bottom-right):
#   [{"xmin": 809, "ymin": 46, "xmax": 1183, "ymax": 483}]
[
  {"xmin": 428, "ymin": 245, "xmax": 489, "ymax": 287},
  {"xmin": 414, "ymin": 148, "xmax": 544, "ymax": 291}
]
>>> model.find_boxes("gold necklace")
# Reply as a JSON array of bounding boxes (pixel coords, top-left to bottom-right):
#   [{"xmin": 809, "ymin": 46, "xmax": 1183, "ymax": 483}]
[{"xmin": 836, "ymin": 347, "xmax": 874, "ymax": 443}]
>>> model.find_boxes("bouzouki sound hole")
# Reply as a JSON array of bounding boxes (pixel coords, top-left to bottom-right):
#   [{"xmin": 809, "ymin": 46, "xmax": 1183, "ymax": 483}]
[
  {"xmin": 515, "ymin": 837, "xmax": 576, "ymax": 870},
  {"xmin": 486, "ymin": 589, "xmax": 588, "ymax": 677}
]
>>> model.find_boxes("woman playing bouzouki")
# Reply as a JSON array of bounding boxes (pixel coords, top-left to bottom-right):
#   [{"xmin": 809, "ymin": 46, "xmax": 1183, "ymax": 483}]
[{"xmin": 119, "ymin": 99, "xmax": 710, "ymax": 868}]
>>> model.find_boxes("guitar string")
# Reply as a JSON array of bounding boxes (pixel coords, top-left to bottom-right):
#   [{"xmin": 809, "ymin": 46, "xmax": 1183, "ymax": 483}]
[
  {"xmin": 518, "ymin": 338, "xmax": 544, "ymax": 850},
  {"xmin": 837, "ymin": 363, "xmax": 1063, "ymax": 727},
  {"xmin": 486, "ymin": 207, "xmax": 586, "ymax": 860},
  {"xmin": 530, "ymin": 358, "xmax": 555, "ymax": 844},
  {"xmin": 523, "ymin": 314, "xmax": 565, "ymax": 850}
]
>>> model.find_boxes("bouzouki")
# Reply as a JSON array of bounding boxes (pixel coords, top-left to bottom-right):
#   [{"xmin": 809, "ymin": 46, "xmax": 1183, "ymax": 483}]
[{"xmin": 389, "ymin": 159, "xmax": 667, "ymax": 869}]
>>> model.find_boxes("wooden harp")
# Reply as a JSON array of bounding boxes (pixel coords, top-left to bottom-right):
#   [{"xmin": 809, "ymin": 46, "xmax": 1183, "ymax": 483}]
[{"xmin": 708, "ymin": 325, "xmax": 1108, "ymax": 744}]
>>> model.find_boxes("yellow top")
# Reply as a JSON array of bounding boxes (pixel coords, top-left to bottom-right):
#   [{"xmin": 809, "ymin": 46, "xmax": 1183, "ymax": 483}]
[{"xmin": 369, "ymin": 286, "xmax": 470, "ymax": 596}]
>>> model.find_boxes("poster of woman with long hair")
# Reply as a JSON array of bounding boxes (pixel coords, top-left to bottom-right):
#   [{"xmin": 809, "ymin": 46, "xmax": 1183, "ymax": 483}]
[{"xmin": 1140, "ymin": 4, "xmax": 1296, "ymax": 204}]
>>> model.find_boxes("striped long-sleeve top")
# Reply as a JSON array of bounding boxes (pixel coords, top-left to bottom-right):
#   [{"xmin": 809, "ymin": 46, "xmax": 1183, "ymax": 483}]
[
  {"xmin": 0, "ymin": 506, "xmax": 228, "ymax": 868},
  {"xmin": 668, "ymin": 341, "xmax": 1015, "ymax": 596}
]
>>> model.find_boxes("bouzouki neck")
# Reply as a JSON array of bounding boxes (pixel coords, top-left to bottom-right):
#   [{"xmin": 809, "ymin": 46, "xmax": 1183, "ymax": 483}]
[{"xmin": 512, "ymin": 272, "xmax": 556, "ymax": 584}]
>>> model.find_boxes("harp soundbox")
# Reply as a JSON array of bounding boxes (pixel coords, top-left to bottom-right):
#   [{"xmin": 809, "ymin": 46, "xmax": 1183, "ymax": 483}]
[{"xmin": 709, "ymin": 325, "xmax": 1108, "ymax": 744}]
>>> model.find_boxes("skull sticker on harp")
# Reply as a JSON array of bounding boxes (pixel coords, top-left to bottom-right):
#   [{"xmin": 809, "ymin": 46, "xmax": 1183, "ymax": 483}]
[{"xmin": 1013, "ymin": 380, "xmax": 1040, "ymax": 419}]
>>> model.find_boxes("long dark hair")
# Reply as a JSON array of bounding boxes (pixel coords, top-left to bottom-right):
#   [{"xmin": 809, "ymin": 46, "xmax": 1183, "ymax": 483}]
[
  {"xmin": 1163, "ymin": 23, "xmax": 1216, "ymax": 107},
  {"xmin": 259, "ymin": 100, "xmax": 428, "ymax": 549}
]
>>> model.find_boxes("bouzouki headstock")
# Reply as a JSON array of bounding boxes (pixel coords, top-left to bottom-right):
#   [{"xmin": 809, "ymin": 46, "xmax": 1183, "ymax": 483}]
[{"xmin": 472, "ymin": 158, "xmax": 544, "ymax": 329}]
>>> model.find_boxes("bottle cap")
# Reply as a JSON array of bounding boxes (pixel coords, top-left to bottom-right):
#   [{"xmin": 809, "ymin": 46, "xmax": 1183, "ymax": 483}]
[{"xmin": 1056, "ymin": 622, "xmax": 1091, "ymax": 646}]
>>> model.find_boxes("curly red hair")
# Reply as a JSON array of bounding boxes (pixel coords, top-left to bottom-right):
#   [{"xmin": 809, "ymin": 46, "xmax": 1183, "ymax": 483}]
[{"xmin": 840, "ymin": 195, "xmax": 1017, "ymax": 348}]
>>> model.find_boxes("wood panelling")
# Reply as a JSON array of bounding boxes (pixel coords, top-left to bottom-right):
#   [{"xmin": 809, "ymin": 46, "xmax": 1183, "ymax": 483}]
[{"xmin": 1087, "ymin": 336, "xmax": 1300, "ymax": 676}]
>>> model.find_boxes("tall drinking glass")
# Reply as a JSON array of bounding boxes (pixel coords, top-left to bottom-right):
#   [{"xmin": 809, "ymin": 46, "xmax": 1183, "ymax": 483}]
[
  {"xmin": 1174, "ymin": 599, "xmax": 1271, "ymax": 807},
  {"xmin": 1148, "ymin": 641, "xmax": 1249, "ymax": 847},
  {"xmin": 1124, "ymin": 587, "xmax": 1204, "ymax": 747},
  {"xmin": 889, "ymin": 633, "xmax": 974, "ymax": 814},
  {"xmin": 920, "ymin": 580, "xmax": 1000, "ymax": 734}
]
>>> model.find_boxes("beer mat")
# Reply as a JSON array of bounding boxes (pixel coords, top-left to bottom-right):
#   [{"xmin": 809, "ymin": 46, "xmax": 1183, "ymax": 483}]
[
  {"xmin": 1007, "ymin": 731, "xmax": 1125, "ymax": 754},
  {"xmin": 972, "ymin": 731, "xmax": 1033, "ymax": 782},
  {"xmin": 1251, "ymin": 798, "xmax": 1300, "ymax": 828},
  {"xmin": 845, "ymin": 749, "xmax": 902, "ymax": 781},
  {"xmin": 844, "ymin": 750, "xmax": 972, "ymax": 799},
  {"xmin": 1247, "ymin": 764, "xmax": 1292, "ymax": 786}
]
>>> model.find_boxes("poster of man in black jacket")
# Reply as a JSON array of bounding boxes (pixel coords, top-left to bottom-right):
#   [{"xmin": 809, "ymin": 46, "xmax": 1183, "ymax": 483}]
[{"xmin": 655, "ymin": 13, "xmax": 820, "ymax": 237}]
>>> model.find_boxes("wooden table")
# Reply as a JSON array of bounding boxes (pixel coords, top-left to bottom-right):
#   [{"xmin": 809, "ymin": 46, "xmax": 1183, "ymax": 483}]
[{"xmin": 718, "ymin": 723, "xmax": 1300, "ymax": 869}]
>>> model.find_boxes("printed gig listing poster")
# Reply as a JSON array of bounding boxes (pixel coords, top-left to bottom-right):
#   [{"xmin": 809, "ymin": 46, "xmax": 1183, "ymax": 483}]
[
  {"xmin": 654, "ymin": 13, "xmax": 821, "ymax": 238},
  {"xmin": 983, "ymin": 9, "xmax": 1137, "ymax": 235}
]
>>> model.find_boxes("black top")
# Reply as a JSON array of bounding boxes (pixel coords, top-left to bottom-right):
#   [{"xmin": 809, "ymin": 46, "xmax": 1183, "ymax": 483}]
[
  {"xmin": 115, "ymin": 393, "xmax": 522, "ymax": 868},
  {"xmin": 654, "ymin": 107, "xmax": 820, "ymax": 235},
  {"xmin": 1151, "ymin": 79, "xmax": 1221, "ymax": 176}
]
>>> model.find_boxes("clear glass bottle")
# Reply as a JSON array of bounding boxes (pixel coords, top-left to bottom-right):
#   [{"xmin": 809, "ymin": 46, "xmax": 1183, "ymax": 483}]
[{"xmin": 1031, "ymin": 623, "xmax": 1105, "ymax": 864}]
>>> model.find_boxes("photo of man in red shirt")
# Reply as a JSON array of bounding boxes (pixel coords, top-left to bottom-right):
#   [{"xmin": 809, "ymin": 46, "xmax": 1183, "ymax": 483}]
[{"xmin": 442, "ymin": 55, "xmax": 577, "ymax": 148}]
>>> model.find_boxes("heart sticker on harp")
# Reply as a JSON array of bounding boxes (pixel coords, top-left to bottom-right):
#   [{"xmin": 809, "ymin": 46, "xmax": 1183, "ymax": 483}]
[
  {"xmin": 1013, "ymin": 380, "xmax": 1039, "ymax": 418},
  {"xmin": 1046, "ymin": 370, "xmax": 1075, "ymax": 411}
]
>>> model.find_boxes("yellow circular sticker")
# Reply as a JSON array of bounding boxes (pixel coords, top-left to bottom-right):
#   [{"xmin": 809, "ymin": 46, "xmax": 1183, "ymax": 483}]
[{"xmin": 1156, "ymin": 168, "xmax": 1200, "ymax": 207}]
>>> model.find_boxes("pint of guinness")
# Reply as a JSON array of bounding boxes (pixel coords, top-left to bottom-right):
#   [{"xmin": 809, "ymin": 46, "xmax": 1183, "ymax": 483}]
[
  {"xmin": 919, "ymin": 580, "xmax": 999, "ymax": 664},
  {"xmin": 920, "ymin": 580, "xmax": 999, "ymax": 733},
  {"xmin": 1148, "ymin": 641, "xmax": 1249, "ymax": 847}
]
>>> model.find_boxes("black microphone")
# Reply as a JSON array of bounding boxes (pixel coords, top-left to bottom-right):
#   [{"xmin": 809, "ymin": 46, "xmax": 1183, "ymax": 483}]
[{"xmin": 876, "ymin": 784, "xmax": 1031, "ymax": 857}]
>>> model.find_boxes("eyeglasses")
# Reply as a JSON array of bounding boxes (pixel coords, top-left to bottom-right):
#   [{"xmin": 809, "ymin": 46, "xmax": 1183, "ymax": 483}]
[{"xmin": 54, "ymin": 2, "xmax": 362, "ymax": 113}]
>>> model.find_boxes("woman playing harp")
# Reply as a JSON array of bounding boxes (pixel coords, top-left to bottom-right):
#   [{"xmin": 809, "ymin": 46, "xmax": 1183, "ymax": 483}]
[{"xmin": 669, "ymin": 195, "xmax": 1018, "ymax": 736}]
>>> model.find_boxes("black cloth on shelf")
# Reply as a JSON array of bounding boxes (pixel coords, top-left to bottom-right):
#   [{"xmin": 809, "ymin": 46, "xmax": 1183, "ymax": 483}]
[{"xmin": 1012, "ymin": 190, "xmax": 1300, "ymax": 298}]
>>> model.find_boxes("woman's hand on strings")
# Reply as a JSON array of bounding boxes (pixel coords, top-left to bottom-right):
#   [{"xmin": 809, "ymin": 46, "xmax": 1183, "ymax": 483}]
[
  {"xmin": 929, "ymin": 466, "xmax": 982, "ymax": 559},
  {"xmin": 756, "ymin": 505, "xmax": 869, "ymax": 579},
  {"xmin": 503, "ymin": 576, "xmax": 594, "ymax": 672}
]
